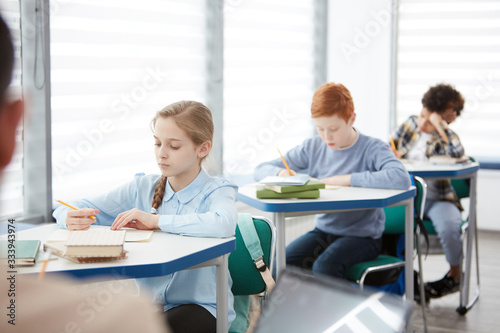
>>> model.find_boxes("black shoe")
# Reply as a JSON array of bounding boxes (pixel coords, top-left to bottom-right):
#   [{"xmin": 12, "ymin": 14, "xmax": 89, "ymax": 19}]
[
  {"xmin": 424, "ymin": 273, "xmax": 460, "ymax": 299},
  {"xmin": 413, "ymin": 270, "xmax": 429, "ymax": 304}
]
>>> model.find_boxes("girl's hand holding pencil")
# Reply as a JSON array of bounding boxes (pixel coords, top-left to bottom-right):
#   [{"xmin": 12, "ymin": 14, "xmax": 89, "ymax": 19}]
[
  {"xmin": 57, "ymin": 200, "xmax": 98, "ymax": 231},
  {"xmin": 65, "ymin": 208, "xmax": 98, "ymax": 230}
]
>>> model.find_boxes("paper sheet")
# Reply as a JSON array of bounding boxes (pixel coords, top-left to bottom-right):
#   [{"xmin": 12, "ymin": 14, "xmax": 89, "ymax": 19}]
[{"xmin": 47, "ymin": 228, "xmax": 154, "ymax": 243}]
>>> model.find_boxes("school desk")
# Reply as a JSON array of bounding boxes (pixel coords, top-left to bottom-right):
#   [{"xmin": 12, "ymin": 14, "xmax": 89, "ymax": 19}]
[
  {"xmin": 236, "ymin": 185, "xmax": 416, "ymax": 309},
  {"xmin": 5, "ymin": 223, "xmax": 236, "ymax": 333},
  {"xmin": 404, "ymin": 160, "xmax": 480, "ymax": 315}
]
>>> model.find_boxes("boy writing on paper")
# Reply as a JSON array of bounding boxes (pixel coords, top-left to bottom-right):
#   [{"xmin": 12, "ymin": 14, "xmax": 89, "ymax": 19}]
[
  {"xmin": 391, "ymin": 83, "xmax": 465, "ymax": 300},
  {"xmin": 254, "ymin": 82, "xmax": 411, "ymax": 280},
  {"xmin": 0, "ymin": 14, "xmax": 169, "ymax": 333}
]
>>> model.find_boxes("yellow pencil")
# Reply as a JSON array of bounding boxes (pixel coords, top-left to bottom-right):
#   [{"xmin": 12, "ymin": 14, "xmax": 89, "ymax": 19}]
[
  {"xmin": 38, "ymin": 250, "xmax": 51, "ymax": 281},
  {"xmin": 56, "ymin": 200, "xmax": 95, "ymax": 219},
  {"xmin": 389, "ymin": 137, "xmax": 397, "ymax": 153},
  {"xmin": 277, "ymin": 148, "xmax": 293, "ymax": 176}
]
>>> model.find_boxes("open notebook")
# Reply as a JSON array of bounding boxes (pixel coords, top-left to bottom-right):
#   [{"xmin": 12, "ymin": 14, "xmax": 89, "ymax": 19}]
[
  {"xmin": 254, "ymin": 269, "xmax": 413, "ymax": 333},
  {"xmin": 259, "ymin": 175, "xmax": 310, "ymax": 186}
]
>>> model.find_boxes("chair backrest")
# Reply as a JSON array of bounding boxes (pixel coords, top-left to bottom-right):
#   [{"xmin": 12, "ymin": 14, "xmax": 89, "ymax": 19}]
[
  {"xmin": 451, "ymin": 156, "xmax": 474, "ymax": 200},
  {"xmin": 383, "ymin": 176, "xmax": 426, "ymax": 234},
  {"xmin": 451, "ymin": 179, "xmax": 470, "ymax": 199},
  {"xmin": 228, "ymin": 216, "xmax": 275, "ymax": 295}
]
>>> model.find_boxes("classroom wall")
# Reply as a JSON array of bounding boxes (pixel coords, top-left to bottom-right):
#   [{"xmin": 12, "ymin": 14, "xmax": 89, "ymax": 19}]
[
  {"xmin": 477, "ymin": 170, "xmax": 500, "ymax": 231},
  {"xmin": 327, "ymin": 0, "xmax": 393, "ymax": 140},
  {"xmin": 327, "ymin": 0, "xmax": 500, "ymax": 232}
]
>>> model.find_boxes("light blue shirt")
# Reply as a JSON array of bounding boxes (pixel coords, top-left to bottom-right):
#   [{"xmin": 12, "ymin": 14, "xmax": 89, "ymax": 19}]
[
  {"xmin": 53, "ymin": 169, "xmax": 238, "ymax": 323},
  {"xmin": 254, "ymin": 131, "xmax": 411, "ymax": 239}
]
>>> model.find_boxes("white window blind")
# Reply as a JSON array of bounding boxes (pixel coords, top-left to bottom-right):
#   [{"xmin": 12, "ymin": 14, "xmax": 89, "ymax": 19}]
[
  {"xmin": 223, "ymin": 0, "xmax": 316, "ymax": 177},
  {"xmin": 0, "ymin": 0, "xmax": 23, "ymax": 220},
  {"xmin": 50, "ymin": 0, "xmax": 208, "ymax": 203},
  {"xmin": 396, "ymin": 0, "xmax": 500, "ymax": 160}
]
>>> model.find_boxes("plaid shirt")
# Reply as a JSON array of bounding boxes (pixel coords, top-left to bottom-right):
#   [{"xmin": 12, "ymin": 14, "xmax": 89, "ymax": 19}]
[{"xmin": 392, "ymin": 115, "xmax": 465, "ymax": 207}]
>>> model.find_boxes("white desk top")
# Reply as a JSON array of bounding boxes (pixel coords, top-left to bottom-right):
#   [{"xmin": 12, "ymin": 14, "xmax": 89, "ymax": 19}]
[
  {"xmin": 402, "ymin": 160, "xmax": 479, "ymax": 178},
  {"xmin": 3, "ymin": 224, "xmax": 235, "ymax": 280},
  {"xmin": 237, "ymin": 184, "xmax": 416, "ymax": 213}
]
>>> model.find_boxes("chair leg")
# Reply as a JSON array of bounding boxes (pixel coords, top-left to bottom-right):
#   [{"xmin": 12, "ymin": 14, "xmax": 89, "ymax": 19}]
[{"xmin": 416, "ymin": 231, "xmax": 428, "ymax": 333}]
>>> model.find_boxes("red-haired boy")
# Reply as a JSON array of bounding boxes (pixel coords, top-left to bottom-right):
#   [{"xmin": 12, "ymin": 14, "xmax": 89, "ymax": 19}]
[{"xmin": 255, "ymin": 82, "xmax": 411, "ymax": 280}]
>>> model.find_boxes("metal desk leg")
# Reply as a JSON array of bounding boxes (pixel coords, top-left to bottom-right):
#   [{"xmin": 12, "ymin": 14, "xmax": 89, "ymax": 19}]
[
  {"xmin": 458, "ymin": 172, "xmax": 480, "ymax": 315},
  {"xmin": 404, "ymin": 198, "xmax": 414, "ymax": 333},
  {"xmin": 216, "ymin": 254, "xmax": 229, "ymax": 333},
  {"xmin": 274, "ymin": 212, "xmax": 286, "ymax": 280}
]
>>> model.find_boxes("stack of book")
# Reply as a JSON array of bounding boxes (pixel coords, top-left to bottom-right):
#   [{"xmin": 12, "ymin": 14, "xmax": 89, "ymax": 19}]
[
  {"xmin": 43, "ymin": 229, "xmax": 127, "ymax": 263},
  {"xmin": 257, "ymin": 179, "xmax": 326, "ymax": 199}
]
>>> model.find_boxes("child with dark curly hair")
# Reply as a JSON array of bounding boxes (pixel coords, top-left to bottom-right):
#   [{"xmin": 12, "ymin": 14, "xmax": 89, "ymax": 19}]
[{"xmin": 391, "ymin": 83, "xmax": 465, "ymax": 301}]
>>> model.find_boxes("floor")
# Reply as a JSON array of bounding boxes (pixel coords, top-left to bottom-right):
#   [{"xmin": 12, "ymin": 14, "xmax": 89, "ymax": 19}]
[{"xmin": 412, "ymin": 230, "xmax": 499, "ymax": 333}]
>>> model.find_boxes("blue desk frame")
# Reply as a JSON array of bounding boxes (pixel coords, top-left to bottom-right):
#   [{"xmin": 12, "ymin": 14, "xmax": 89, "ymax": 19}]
[{"xmin": 237, "ymin": 185, "xmax": 416, "ymax": 330}]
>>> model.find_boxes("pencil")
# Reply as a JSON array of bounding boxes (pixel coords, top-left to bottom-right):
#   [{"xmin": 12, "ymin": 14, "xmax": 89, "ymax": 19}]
[
  {"xmin": 38, "ymin": 250, "xmax": 51, "ymax": 281},
  {"xmin": 389, "ymin": 137, "xmax": 397, "ymax": 153},
  {"xmin": 56, "ymin": 200, "xmax": 95, "ymax": 219},
  {"xmin": 277, "ymin": 148, "xmax": 293, "ymax": 176}
]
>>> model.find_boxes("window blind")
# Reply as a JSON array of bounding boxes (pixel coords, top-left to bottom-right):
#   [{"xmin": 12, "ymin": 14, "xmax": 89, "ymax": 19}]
[
  {"xmin": 0, "ymin": 0, "xmax": 23, "ymax": 220},
  {"xmin": 396, "ymin": 0, "xmax": 500, "ymax": 160},
  {"xmin": 50, "ymin": 0, "xmax": 208, "ymax": 203},
  {"xmin": 223, "ymin": 0, "xmax": 316, "ymax": 177}
]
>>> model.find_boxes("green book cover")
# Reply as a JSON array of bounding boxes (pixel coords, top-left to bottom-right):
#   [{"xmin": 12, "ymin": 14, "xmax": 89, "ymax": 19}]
[
  {"xmin": 0, "ymin": 240, "xmax": 41, "ymax": 266},
  {"xmin": 264, "ymin": 179, "xmax": 326, "ymax": 193},
  {"xmin": 256, "ymin": 188, "xmax": 320, "ymax": 199}
]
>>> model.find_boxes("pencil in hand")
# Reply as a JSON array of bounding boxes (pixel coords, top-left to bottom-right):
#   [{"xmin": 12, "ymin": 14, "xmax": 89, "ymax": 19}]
[
  {"xmin": 56, "ymin": 200, "xmax": 96, "ymax": 219},
  {"xmin": 277, "ymin": 148, "xmax": 293, "ymax": 176},
  {"xmin": 389, "ymin": 137, "xmax": 397, "ymax": 153}
]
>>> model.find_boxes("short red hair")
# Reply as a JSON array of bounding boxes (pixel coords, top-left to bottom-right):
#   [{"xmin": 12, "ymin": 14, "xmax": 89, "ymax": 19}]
[{"xmin": 311, "ymin": 82, "xmax": 354, "ymax": 122}]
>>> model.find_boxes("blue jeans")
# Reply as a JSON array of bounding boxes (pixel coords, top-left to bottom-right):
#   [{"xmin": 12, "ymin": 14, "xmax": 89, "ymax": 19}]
[
  {"xmin": 424, "ymin": 199, "xmax": 463, "ymax": 266},
  {"xmin": 285, "ymin": 228, "xmax": 382, "ymax": 279}
]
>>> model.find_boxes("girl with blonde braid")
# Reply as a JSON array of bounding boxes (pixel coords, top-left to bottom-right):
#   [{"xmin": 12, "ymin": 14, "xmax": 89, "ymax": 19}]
[{"xmin": 53, "ymin": 101, "xmax": 238, "ymax": 333}]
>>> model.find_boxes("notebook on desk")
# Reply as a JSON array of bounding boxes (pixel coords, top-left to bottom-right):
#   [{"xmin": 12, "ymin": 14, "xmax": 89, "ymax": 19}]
[
  {"xmin": 254, "ymin": 269, "xmax": 412, "ymax": 333},
  {"xmin": 0, "ymin": 240, "xmax": 41, "ymax": 266},
  {"xmin": 259, "ymin": 175, "xmax": 310, "ymax": 186}
]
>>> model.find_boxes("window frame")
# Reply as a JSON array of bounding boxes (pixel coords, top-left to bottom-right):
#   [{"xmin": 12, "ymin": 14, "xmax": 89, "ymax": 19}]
[{"xmin": 7, "ymin": 0, "xmax": 328, "ymax": 223}]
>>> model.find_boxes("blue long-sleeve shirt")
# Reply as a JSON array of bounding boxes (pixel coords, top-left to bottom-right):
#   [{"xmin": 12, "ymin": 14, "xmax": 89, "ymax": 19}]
[
  {"xmin": 53, "ymin": 169, "xmax": 238, "ymax": 323},
  {"xmin": 254, "ymin": 130, "xmax": 411, "ymax": 239}
]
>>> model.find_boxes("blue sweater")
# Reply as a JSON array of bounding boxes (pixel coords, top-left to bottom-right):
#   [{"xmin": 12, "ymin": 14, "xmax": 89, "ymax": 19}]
[{"xmin": 254, "ymin": 131, "xmax": 411, "ymax": 239}]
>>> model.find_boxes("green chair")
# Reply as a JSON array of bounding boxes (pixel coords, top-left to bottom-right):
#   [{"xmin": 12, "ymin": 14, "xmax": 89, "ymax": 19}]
[
  {"xmin": 229, "ymin": 215, "xmax": 276, "ymax": 295},
  {"xmin": 228, "ymin": 215, "xmax": 276, "ymax": 333},
  {"xmin": 419, "ymin": 178, "xmax": 470, "ymax": 236},
  {"xmin": 345, "ymin": 176, "xmax": 426, "ymax": 290},
  {"xmin": 345, "ymin": 176, "xmax": 428, "ymax": 330}
]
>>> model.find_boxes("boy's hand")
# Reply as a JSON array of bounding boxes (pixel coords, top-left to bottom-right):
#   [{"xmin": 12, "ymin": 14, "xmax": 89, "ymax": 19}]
[
  {"xmin": 319, "ymin": 174, "xmax": 351, "ymax": 186},
  {"xmin": 429, "ymin": 112, "xmax": 448, "ymax": 143},
  {"xmin": 111, "ymin": 208, "xmax": 160, "ymax": 230},
  {"xmin": 442, "ymin": 108, "xmax": 457, "ymax": 124},
  {"xmin": 277, "ymin": 169, "xmax": 297, "ymax": 177},
  {"xmin": 65, "ymin": 208, "xmax": 98, "ymax": 231}
]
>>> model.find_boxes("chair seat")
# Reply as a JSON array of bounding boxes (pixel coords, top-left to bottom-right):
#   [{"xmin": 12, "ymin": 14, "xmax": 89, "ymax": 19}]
[{"xmin": 345, "ymin": 255, "xmax": 405, "ymax": 286}]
